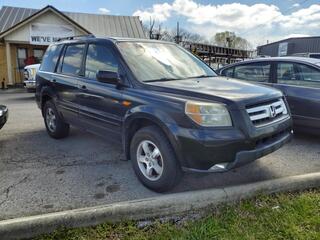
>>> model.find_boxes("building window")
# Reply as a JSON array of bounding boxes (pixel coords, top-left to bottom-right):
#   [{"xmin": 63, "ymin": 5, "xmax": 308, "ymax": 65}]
[
  {"xmin": 33, "ymin": 49, "xmax": 45, "ymax": 63},
  {"xmin": 17, "ymin": 48, "xmax": 27, "ymax": 69}
]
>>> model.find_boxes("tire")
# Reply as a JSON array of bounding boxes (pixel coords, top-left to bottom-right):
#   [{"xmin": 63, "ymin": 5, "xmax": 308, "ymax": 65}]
[
  {"xmin": 43, "ymin": 100, "xmax": 69, "ymax": 139},
  {"xmin": 130, "ymin": 126, "xmax": 182, "ymax": 192}
]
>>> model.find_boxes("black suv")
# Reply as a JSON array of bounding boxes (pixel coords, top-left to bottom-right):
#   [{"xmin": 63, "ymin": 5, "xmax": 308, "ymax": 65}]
[{"xmin": 36, "ymin": 36, "xmax": 293, "ymax": 192}]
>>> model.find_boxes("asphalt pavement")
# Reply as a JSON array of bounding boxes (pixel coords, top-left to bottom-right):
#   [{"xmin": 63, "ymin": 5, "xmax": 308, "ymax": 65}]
[{"xmin": 0, "ymin": 91, "xmax": 319, "ymax": 220}]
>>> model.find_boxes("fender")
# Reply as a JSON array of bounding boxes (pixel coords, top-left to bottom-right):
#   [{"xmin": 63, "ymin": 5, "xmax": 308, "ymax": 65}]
[
  {"xmin": 122, "ymin": 105, "xmax": 184, "ymax": 166},
  {"xmin": 39, "ymin": 86, "xmax": 58, "ymax": 115}
]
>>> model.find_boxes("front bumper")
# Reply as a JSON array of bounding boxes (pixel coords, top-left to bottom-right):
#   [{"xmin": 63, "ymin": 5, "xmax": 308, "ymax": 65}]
[
  {"xmin": 24, "ymin": 80, "xmax": 36, "ymax": 89},
  {"xmin": 176, "ymin": 116, "xmax": 292, "ymax": 172},
  {"xmin": 183, "ymin": 130, "xmax": 292, "ymax": 173},
  {"xmin": 0, "ymin": 106, "xmax": 8, "ymax": 130}
]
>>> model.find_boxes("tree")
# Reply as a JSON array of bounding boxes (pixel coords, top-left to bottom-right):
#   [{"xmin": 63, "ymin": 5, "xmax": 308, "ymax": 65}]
[
  {"xmin": 212, "ymin": 31, "xmax": 252, "ymax": 50},
  {"xmin": 178, "ymin": 28, "xmax": 206, "ymax": 43},
  {"xmin": 143, "ymin": 20, "xmax": 206, "ymax": 44}
]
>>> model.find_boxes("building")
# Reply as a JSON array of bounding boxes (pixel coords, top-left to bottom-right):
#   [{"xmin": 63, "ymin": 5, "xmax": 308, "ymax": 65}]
[
  {"xmin": 0, "ymin": 5, "xmax": 145, "ymax": 87},
  {"xmin": 257, "ymin": 36, "xmax": 320, "ymax": 57},
  {"xmin": 182, "ymin": 41, "xmax": 253, "ymax": 69}
]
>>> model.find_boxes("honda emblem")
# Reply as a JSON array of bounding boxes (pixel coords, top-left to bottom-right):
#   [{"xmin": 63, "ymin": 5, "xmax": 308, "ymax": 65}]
[{"xmin": 269, "ymin": 105, "xmax": 277, "ymax": 118}]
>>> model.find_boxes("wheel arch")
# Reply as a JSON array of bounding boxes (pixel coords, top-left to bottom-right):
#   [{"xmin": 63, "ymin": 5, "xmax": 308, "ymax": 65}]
[
  {"xmin": 40, "ymin": 87, "xmax": 57, "ymax": 116},
  {"xmin": 123, "ymin": 111, "xmax": 183, "ymax": 166}
]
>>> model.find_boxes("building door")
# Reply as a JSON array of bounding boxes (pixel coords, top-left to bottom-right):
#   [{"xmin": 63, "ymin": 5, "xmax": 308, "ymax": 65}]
[{"xmin": 16, "ymin": 48, "xmax": 28, "ymax": 83}]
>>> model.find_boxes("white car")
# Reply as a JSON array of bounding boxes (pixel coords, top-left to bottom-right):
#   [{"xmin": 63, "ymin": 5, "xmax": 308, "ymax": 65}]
[{"xmin": 24, "ymin": 63, "xmax": 40, "ymax": 92}]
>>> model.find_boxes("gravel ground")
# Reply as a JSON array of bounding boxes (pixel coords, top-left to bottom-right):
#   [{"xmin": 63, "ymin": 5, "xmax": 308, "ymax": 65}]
[{"xmin": 0, "ymin": 91, "xmax": 319, "ymax": 220}]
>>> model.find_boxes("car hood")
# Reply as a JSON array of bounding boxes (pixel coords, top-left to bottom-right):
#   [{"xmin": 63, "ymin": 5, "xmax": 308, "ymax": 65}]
[
  {"xmin": 147, "ymin": 76, "xmax": 282, "ymax": 108},
  {"xmin": 24, "ymin": 63, "xmax": 40, "ymax": 70}
]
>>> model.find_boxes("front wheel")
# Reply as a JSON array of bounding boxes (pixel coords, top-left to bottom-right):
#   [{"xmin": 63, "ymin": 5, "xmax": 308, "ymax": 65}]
[
  {"xmin": 130, "ymin": 126, "xmax": 182, "ymax": 192},
  {"xmin": 43, "ymin": 100, "xmax": 69, "ymax": 139}
]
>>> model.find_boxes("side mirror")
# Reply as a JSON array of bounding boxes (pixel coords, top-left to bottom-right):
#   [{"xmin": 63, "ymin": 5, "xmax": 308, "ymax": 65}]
[{"xmin": 96, "ymin": 71, "xmax": 120, "ymax": 85}]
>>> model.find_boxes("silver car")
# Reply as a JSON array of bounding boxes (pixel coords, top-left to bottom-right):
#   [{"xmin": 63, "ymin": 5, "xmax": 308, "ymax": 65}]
[{"xmin": 24, "ymin": 63, "xmax": 40, "ymax": 92}]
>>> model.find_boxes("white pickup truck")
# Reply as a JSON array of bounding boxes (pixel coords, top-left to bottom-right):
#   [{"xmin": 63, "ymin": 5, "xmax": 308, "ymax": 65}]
[{"xmin": 24, "ymin": 64, "xmax": 40, "ymax": 92}]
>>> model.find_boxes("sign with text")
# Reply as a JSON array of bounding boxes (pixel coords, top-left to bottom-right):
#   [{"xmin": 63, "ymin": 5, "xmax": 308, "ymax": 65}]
[
  {"xmin": 30, "ymin": 23, "xmax": 74, "ymax": 45},
  {"xmin": 278, "ymin": 42, "xmax": 288, "ymax": 56}
]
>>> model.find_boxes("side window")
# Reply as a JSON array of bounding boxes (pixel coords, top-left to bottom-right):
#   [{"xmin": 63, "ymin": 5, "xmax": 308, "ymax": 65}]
[
  {"xmin": 221, "ymin": 67, "xmax": 234, "ymax": 77},
  {"xmin": 294, "ymin": 64, "xmax": 320, "ymax": 88},
  {"xmin": 234, "ymin": 63, "xmax": 270, "ymax": 82},
  {"xmin": 60, "ymin": 44, "xmax": 85, "ymax": 75},
  {"xmin": 85, "ymin": 44, "xmax": 118, "ymax": 80},
  {"xmin": 40, "ymin": 44, "xmax": 63, "ymax": 72},
  {"xmin": 277, "ymin": 63, "xmax": 299, "ymax": 85}
]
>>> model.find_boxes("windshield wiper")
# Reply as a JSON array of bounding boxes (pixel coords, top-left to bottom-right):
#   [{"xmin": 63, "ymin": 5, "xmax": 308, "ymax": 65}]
[
  {"xmin": 186, "ymin": 75, "xmax": 215, "ymax": 79},
  {"xmin": 144, "ymin": 75, "xmax": 215, "ymax": 83},
  {"xmin": 143, "ymin": 77, "xmax": 182, "ymax": 83}
]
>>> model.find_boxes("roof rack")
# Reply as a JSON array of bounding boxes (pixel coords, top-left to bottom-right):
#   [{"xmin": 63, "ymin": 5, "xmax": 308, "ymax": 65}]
[{"xmin": 57, "ymin": 34, "xmax": 95, "ymax": 42}]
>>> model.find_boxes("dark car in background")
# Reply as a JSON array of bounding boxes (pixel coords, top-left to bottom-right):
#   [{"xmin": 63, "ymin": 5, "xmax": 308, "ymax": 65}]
[
  {"xmin": 0, "ymin": 105, "xmax": 8, "ymax": 130},
  {"xmin": 218, "ymin": 57, "xmax": 320, "ymax": 134},
  {"xmin": 36, "ymin": 37, "xmax": 292, "ymax": 192}
]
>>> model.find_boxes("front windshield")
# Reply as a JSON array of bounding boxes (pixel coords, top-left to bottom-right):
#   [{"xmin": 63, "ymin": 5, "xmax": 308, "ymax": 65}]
[{"xmin": 117, "ymin": 41, "xmax": 217, "ymax": 82}]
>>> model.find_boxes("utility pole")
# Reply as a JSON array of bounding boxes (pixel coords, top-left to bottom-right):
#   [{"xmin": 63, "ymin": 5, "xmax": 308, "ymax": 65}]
[{"xmin": 174, "ymin": 22, "xmax": 182, "ymax": 44}]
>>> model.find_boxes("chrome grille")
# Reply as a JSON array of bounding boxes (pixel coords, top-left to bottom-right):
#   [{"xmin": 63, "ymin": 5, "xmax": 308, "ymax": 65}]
[{"xmin": 246, "ymin": 98, "xmax": 288, "ymax": 127}]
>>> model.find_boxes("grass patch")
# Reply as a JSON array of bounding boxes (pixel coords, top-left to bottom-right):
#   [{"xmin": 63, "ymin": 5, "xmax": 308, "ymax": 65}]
[{"xmin": 36, "ymin": 190, "xmax": 319, "ymax": 240}]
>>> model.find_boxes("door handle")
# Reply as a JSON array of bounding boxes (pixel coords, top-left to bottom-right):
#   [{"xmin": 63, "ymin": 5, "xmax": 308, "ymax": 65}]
[
  {"xmin": 52, "ymin": 79, "xmax": 56, "ymax": 83},
  {"xmin": 81, "ymin": 85, "xmax": 87, "ymax": 90}
]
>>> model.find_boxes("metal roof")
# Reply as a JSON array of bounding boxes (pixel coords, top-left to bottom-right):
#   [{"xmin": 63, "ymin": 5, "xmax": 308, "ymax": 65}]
[
  {"xmin": 258, "ymin": 36, "xmax": 320, "ymax": 48},
  {"xmin": 0, "ymin": 5, "xmax": 146, "ymax": 39}
]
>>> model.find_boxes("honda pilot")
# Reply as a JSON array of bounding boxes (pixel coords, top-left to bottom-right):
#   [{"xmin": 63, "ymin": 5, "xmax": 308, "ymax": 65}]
[{"xmin": 36, "ymin": 36, "xmax": 293, "ymax": 192}]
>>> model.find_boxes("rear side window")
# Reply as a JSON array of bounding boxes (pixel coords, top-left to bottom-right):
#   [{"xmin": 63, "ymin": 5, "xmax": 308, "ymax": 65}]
[
  {"xmin": 40, "ymin": 44, "xmax": 63, "ymax": 72},
  {"xmin": 60, "ymin": 44, "xmax": 85, "ymax": 75},
  {"xmin": 234, "ymin": 63, "xmax": 270, "ymax": 82},
  {"xmin": 221, "ymin": 67, "xmax": 234, "ymax": 77},
  {"xmin": 85, "ymin": 44, "xmax": 118, "ymax": 80}
]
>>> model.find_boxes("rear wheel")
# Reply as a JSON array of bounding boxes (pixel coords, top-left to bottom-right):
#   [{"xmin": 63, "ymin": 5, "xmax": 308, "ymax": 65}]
[
  {"xmin": 43, "ymin": 100, "xmax": 69, "ymax": 139},
  {"xmin": 130, "ymin": 126, "xmax": 182, "ymax": 192}
]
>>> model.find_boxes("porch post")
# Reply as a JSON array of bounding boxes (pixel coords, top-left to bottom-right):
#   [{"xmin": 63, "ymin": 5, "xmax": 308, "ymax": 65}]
[{"xmin": 5, "ymin": 41, "xmax": 13, "ymax": 85}]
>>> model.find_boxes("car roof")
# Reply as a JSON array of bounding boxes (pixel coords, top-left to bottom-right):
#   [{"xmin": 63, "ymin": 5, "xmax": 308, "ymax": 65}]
[{"xmin": 219, "ymin": 56, "xmax": 320, "ymax": 71}]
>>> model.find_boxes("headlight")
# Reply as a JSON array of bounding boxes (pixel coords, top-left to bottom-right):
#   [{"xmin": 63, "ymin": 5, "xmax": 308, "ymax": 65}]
[
  {"xmin": 24, "ymin": 70, "xmax": 29, "ymax": 80},
  {"xmin": 0, "ymin": 110, "xmax": 3, "ymax": 117},
  {"xmin": 185, "ymin": 101, "xmax": 232, "ymax": 127}
]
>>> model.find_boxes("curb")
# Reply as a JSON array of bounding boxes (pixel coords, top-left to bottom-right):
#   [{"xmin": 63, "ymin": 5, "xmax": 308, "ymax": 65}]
[
  {"xmin": 0, "ymin": 89, "xmax": 27, "ymax": 94},
  {"xmin": 1, "ymin": 172, "xmax": 319, "ymax": 239}
]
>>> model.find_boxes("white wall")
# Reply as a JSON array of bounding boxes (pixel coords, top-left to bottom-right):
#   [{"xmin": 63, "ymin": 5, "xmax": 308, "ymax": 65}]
[{"xmin": 4, "ymin": 10, "xmax": 86, "ymax": 43}]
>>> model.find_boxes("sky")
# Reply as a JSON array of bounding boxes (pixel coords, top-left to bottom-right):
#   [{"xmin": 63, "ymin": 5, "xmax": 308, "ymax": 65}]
[{"xmin": 1, "ymin": 0, "xmax": 320, "ymax": 47}]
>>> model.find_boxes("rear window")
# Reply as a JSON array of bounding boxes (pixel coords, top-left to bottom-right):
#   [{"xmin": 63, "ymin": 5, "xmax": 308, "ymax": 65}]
[{"xmin": 40, "ymin": 44, "xmax": 63, "ymax": 72}]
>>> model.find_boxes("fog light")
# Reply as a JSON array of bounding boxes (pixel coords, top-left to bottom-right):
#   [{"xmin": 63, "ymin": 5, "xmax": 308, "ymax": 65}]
[{"xmin": 209, "ymin": 162, "xmax": 228, "ymax": 171}]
